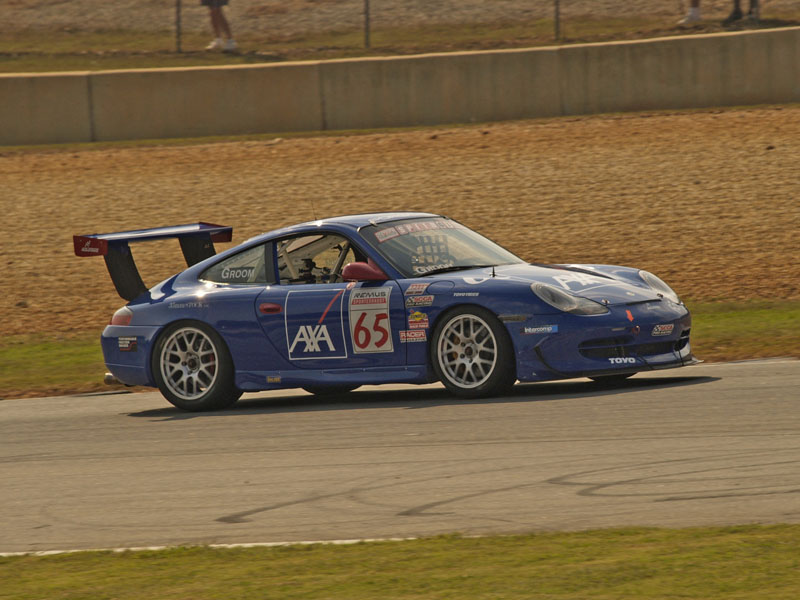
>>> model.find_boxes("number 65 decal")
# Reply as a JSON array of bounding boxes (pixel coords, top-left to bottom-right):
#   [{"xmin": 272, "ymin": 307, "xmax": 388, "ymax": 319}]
[
  {"xmin": 353, "ymin": 312, "xmax": 391, "ymax": 351},
  {"xmin": 349, "ymin": 287, "xmax": 394, "ymax": 354}
]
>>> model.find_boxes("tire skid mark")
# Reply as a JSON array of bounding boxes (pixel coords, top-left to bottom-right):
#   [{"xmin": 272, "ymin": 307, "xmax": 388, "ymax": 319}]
[
  {"xmin": 217, "ymin": 462, "xmax": 532, "ymax": 524},
  {"xmin": 546, "ymin": 451, "xmax": 800, "ymax": 501}
]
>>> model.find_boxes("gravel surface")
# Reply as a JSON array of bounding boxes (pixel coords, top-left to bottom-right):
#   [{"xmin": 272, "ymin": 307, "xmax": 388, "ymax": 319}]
[
  {"xmin": 6, "ymin": 0, "xmax": 800, "ymax": 36},
  {"xmin": 1, "ymin": 106, "xmax": 798, "ymax": 338}
]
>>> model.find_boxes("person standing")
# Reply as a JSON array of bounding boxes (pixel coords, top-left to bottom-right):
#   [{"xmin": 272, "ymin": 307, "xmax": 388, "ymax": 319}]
[
  {"xmin": 202, "ymin": 0, "xmax": 237, "ymax": 52},
  {"xmin": 724, "ymin": 0, "xmax": 760, "ymax": 23}
]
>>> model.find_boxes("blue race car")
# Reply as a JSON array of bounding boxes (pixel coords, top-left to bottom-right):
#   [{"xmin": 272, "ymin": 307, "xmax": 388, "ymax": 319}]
[{"xmin": 74, "ymin": 212, "xmax": 698, "ymax": 411}]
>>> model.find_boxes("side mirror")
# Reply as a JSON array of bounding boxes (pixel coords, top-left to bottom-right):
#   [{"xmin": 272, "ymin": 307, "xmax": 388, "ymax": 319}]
[{"xmin": 342, "ymin": 261, "xmax": 389, "ymax": 282}]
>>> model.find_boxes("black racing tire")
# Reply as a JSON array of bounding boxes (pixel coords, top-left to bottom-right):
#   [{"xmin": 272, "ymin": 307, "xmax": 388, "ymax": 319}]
[
  {"xmin": 589, "ymin": 373, "xmax": 636, "ymax": 384},
  {"xmin": 151, "ymin": 321, "xmax": 242, "ymax": 411},
  {"xmin": 302, "ymin": 385, "xmax": 361, "ymax": 395},
  {"xmin": 430, "ymin": 306, "xmax": 516, "ymax": 398}
]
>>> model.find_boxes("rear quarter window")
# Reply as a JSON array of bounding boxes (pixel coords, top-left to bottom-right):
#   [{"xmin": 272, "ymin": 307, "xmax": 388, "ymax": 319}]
[{"xmin": 201, "ymin": 244, "xmax": 271, "ymax": 285}]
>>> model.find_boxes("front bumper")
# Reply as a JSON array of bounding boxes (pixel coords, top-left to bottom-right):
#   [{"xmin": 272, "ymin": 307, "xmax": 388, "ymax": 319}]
[{"xmin": 512, "ymin": 300, "xmax": 696, "ymax": 382}]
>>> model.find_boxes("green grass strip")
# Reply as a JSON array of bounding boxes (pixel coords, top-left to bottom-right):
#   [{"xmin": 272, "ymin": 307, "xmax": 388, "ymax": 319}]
[
  {"xmin": 3, "ymin": 526, "xmax": 800, "ymax": 599},
  {"xmin": 1, "ymin": 301, "xmax": 798, "ymax": 399},
  {"xmin": 686, "ymin": 299, "xmax": 800, "ymax": 361},
  {"xmin": 0, "ymin": 332, "xmax": 106, "ymax": 398}
]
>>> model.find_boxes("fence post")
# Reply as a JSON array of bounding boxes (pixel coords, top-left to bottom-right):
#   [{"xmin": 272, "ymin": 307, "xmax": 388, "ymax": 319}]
[
  {"xmin": 554, "ymin": 0, "xmax": 560, "ymax": 41},
  {"xmin": 175, "ymin": 0, "xmax": 183, "ymax": 53},
  {"xmin": 364, "ymin": 0, "xmax": 371, "ymax": 48}
]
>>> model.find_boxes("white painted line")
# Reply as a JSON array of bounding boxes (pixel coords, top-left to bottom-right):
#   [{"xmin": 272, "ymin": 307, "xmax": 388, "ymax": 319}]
[
  {"xmin": 0, "ymin": 537, "xmax": 419, "ymax": 558},
  {"xmin": 688, "ymin": 357, "xmax": 798, "ymax": 367}
]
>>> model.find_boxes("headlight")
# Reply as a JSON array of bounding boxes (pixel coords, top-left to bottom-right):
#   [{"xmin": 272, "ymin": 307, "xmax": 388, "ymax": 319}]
[
  {"xmin": 530, "ymin": 283, "xmax": 609, "ymax": 315},
  {"xmin": 639, "ymin": 270, "xmax": 681, "ymax": 304}
]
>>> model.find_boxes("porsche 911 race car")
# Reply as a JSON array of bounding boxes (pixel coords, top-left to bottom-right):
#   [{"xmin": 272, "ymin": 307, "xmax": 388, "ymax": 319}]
[{"xmin": 74, "ymin": 212, "xmax": 698, "ymax": 411}]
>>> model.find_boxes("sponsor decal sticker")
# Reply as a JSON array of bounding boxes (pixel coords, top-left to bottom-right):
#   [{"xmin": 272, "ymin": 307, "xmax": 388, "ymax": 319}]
[
  {"xmin": 405, "ymin": 282, "xmax": 430, "ymax": 296},
  {"xmin": 266, "ymin": 375, "xmax": 281, "ymax": 384},
  {"xmin": 375, "ymin": 220, "xmax": 460, "ymax": 243},
  {"xmin": 608, "ymin": 357, "xmax": 636, "ymax": 364},
  {"xmin": 626, "ymin": 310, "xmax": 635, "ymax": 322},
  {"xmin": 454, "ymin": 292, "xmax": 479, "ymax": 297},
  {"xmin": 552, "ymin": 272, "xmax": 607, "ymax": 291},
  {"xmin": 407, "ymin": 310, "xmax": 429, "ymax": 329},
  {"xmin": 351, "ymin": 295, "xmax": 387, "ymax": 306},
  {"xmin": 522, "ymin": 325, "xmax": 558, "ymax": 335},
  {"xmin": 221, "ymin": 266, "xmax": 255, "ymax": 280},
  {"xmin": 400, "ymin": 330, "xmax": 427, "ymax": 343},
  {"xmin": 286, "ymin": 289, "xmax": 347, "ymax": 360},
  {"xmin": 168, "ymin": 301, "xmax": 208, "ymax": 310},
  {"xmin": 405, "ymin": 295, "xmax": 434, "ymax": 308},
  {"xmin": 349, "ymin": 287, "xmax": 393, "ymax": 354},
  {"xmin": 118, "ymin": 336, "xmax": 138, "ymax": 352},
  {"xmin": 73, "ymin": 236, "xmax": 108, "ymax": 257},
  {"xmin": 413, "ymin": 263, "xmax": 453, "ymax": 275},
  {"xmin": 652, "ymin": 323, "xmax": 675, "ymax": 336},
  {"xmin": 290, "ymin": 325, "xmax": 336, "ymax": 353},
  {"xmin": 375, "ymin": 227, "xmax": 399, "ymax": 243}
]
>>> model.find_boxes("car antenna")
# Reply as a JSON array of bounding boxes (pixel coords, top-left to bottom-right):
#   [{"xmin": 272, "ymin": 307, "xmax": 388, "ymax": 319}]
[
  {"xmin": 310, "ymin": 198, "xmax": 318, "ymax": 221},
  {"xmin": 492, "ymin": 265, "xmax": 496, "ymax": 277}
]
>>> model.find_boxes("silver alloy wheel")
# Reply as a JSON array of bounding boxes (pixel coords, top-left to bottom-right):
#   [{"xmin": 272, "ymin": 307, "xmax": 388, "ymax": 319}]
[
  {"xmin": 159, "ymin": 326, "xmax": 219, "ymax": 401},
  {"xmin": 436, "ymin": 313, "xmax": 498, "ymax": 389}
]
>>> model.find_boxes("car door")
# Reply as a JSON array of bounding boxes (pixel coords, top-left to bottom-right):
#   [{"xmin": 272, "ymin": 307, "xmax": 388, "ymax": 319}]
[{"xmin": 255, "ymin": 231, "xmax": 406, "ymax": 370}]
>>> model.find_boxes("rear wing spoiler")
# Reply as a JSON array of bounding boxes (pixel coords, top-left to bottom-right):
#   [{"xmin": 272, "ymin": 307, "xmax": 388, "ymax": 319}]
[{"xmin": 73, "ymin": 222, "xmax": 233, "ymax": 301}]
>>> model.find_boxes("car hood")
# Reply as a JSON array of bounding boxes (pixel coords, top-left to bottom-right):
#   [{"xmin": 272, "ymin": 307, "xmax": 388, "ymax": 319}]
[{"xmin": 441, "ymin": 263, "xmax": 661, "ymax": 305}]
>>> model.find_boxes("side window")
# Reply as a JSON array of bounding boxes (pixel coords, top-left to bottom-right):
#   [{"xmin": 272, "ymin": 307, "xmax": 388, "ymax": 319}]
[
  {"xmin": 201, "ymin": 244, "xmax": 269, "ymax": 285},
  {"xmin": 276, "ymin": 233, "xmax": 361, "ymax": 285},
  {"xmin": 340, "ymin": 246, "xmax": 357, "ymax": 270}
]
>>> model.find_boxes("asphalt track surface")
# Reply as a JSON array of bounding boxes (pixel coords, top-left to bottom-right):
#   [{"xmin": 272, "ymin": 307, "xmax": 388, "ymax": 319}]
[{"xmin": 1, "ymin": 359, "xmax": 798, "ymax": 555}]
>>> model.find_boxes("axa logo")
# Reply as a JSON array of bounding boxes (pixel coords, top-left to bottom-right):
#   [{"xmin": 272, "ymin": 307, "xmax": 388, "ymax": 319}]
[
  {"xmin": 608, "ymin": 357, "xmax": 636, "ymax": 364},
  {"xmin": 290, "ymin": 325, "xmax": 336, "ymax": 353}
]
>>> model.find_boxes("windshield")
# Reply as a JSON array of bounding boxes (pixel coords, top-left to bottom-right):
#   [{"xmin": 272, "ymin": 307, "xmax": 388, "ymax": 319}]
[{"xmin": 362, "ymin": 217, "xmax": 524, "ymax": 278}]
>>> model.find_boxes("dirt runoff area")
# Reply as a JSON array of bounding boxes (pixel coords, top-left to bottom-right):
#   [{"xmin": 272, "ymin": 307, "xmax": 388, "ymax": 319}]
[{"xmin": 1, "ymin": 106, "xmax": 799, "ymax": 340}]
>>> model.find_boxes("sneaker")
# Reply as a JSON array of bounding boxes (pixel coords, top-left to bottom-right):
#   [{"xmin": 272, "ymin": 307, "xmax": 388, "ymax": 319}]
[
  {"xmin": 678, "ymin": 11, "xmax": 701, "ymax": 25},
  {"xmin": 723, "ymin": 8, "xmax": 743, "ymax": 24},
  {"xmin": 222, "ymin": 39, "xmax": 238, "ymax": 53},
  {"xmin": 206, "ymin": 38, "xmax": 223, "ymax": 50},
  {"xmin": 744, "ymin": 6, "xmax": 760, "ymax": 22}
]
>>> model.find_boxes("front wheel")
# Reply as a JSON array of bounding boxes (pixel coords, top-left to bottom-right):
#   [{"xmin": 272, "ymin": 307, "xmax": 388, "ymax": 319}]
[
  {"xmin": 152, "ymin": 321, "xmax": 242, "ymax": 411},
  {"xmin": 431, "ymin": 306, "xmax": 516, "ymax": 398}
]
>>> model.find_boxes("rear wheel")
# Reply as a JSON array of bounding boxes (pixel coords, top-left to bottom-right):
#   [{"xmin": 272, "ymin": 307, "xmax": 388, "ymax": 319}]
[
  {"xmin": 431, "ymin": 306, "xmax": 515, "ymax": 398},
  {"xmin": 152, "ymin": 321, "xmax": 241, "ymax": 411}
]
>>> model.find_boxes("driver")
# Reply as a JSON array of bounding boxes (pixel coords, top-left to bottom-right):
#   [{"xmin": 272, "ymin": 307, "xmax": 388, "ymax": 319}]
[{"xmin": 298, "ymin": 258, "xmax": 317, "ymax": 283}]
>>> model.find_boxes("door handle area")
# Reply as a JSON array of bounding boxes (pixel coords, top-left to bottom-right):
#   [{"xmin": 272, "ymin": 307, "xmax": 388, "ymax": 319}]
[{"xmin": 259, "ymin": 303, "xmax": 283, "ymax": 315}]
